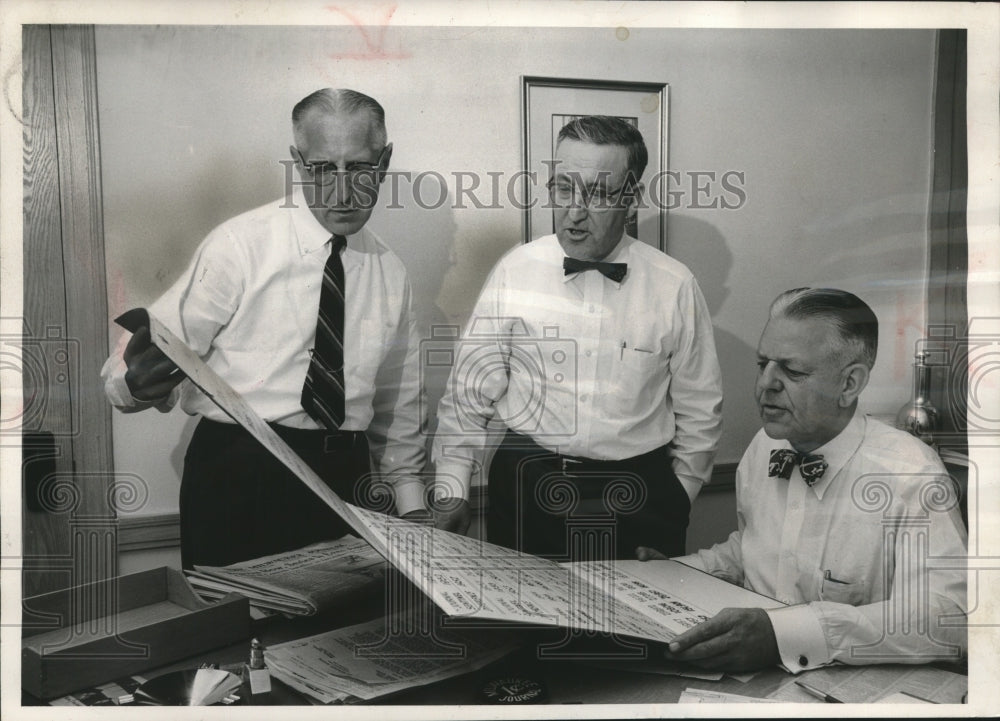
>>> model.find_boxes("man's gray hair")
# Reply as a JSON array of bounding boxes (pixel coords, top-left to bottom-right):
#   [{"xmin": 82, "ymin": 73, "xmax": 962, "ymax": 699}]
[
  {"xmin": 291, "ymin": 88, "xmax": 387, "ymax": 147},
  {"xmin": 557, "ymin": 115, "xmax": 649, "ymax": 181},
  {"xmin": 770, "ymin": 287, "xmax": 879, "ymax": 369}
]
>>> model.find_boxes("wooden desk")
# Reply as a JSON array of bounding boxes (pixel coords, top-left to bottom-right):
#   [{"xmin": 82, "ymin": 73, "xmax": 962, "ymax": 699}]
[{"xmin": 23, "ymin": 607, "xmax": 968, "ymax": 707}]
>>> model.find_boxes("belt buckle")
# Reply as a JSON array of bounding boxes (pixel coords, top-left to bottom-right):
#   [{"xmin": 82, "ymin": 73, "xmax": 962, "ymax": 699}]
[{"xmin": 561, "ymin": 456, "xmax": 583, "ymax": 476}]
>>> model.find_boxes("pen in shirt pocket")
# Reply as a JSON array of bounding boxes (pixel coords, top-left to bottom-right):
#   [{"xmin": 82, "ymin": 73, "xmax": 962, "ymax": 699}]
[{"xmin": 619, "ymin": 341, "xmax": 655, "ymax": 359}]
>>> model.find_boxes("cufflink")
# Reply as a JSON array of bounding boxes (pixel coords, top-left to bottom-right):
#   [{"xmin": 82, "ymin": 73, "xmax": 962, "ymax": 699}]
[{"xmin": 798, "ymin": 655, "xmax": 809, "ymax": 667}]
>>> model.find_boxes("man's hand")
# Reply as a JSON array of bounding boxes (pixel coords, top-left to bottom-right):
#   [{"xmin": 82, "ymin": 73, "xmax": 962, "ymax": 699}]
[
  {"xmin": 432, "ymin": 497, "xmax": 470, "ymax": 534},
  {"xmin": 662, "ymin": 607, "xmax": 779, "ymax": 673},
  {"xmin": 636, "ymin": 546, "xmax": 669, "ymax": 561},
  {"xmin": 123, "ymin": 326, "xmax": 185, "ymax": 401}
]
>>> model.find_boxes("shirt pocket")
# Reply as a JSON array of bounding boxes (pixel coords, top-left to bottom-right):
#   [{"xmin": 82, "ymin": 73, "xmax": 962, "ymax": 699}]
[
  {"xmin": 606, "ymin": 344, "xmax": 669, "ymax": 414},
  {"xmin": 818, "ymin": 571, "xmax": 868, "ymax": 605}
]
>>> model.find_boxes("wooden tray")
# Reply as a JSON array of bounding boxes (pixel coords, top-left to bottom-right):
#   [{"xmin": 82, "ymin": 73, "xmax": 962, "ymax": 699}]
[{"xmin": 22, "ymin": 566, "xmax": 249, "ymax": 699}]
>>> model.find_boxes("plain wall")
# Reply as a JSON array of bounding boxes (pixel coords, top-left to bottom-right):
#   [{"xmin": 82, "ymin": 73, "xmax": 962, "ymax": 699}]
[{"xmin": 98, "ymin": 27, "xmax": 937, "ymax": 547}]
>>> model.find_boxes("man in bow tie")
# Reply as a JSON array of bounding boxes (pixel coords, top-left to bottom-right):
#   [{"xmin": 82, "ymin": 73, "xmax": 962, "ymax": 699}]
[
  {"xmin": 102, "ymin": 89, "xmax": 429, "ymax": 567},
  {"xmin": 638, "ymin": 288, "xmax": 967, "ymax": 673},
  {"xmin": 432, "ymin": 116, "xmax": 723, "ymax": 561}
]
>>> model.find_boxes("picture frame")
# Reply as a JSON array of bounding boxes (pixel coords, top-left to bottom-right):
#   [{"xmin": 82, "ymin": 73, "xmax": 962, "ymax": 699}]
[{"xmin": 520, "ymin": 76, "xmax": 669, "ymax": 250}]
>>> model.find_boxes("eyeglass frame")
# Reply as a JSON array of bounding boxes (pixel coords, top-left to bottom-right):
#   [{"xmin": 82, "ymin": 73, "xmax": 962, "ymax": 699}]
[
  {"xmin": 545, "ymin": 174, "xmax": 639, "ymax": 212},
  {"xmin": 292, "ymin": 145, "xmax": 391, "ymax": 188}
]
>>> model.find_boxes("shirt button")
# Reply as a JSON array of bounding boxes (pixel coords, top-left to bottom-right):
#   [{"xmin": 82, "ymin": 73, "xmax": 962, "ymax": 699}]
[
  {"xmin": 580, "ymin": 394, "xmax": 589, "ymax": 403},
  {"xmin": 585, "ymin": 350, "xmax": 592, "ymax": 358},
  {"xmin": 588, "ymin": 305, "xmax": 595, "ymax": 313},
  {"xmin": 798, "ymin": 655, "xmax": 808, "ymax": 667}
]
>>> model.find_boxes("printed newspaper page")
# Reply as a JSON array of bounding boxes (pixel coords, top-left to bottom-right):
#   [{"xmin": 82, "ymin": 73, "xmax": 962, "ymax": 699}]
[
  {"xmin": 265, "ymin": 614, "xmax": 521, "ymax": 703},
  {"xmin": 185, "ymin": 536, "xmax": 386, "ymax": 615}
]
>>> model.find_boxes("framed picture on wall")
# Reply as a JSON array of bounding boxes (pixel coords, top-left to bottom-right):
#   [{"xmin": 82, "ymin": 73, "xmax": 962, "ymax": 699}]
[{"xmin": 520, "ymin": 76, "xmax": 669, "ymax": 250}]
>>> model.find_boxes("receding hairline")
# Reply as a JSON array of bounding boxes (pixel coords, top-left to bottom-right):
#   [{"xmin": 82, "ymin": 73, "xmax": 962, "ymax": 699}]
[
  {"xmin": 291, "ymin": 88, "xmax": 387, "ymax": 149},
  {"xmin": 292, "ymin": 107, "xmax": 385, "ymax": 148},
  {"xmin": 768, "ymin": 287, "xmax": 879, "ymax": 369}
]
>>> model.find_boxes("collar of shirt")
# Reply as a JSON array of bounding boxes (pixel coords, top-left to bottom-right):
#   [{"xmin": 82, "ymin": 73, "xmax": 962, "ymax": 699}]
[
  {"xmin": 786, "ymin": 412, "xmax": 866, "ymax": 500},
  {"xmin": 289, "ymin": 184, "xmax": 362, "ymax": 257},
  {"xmin": 559, "ymin": 232, "xmax": 632, "ymax": 285}
]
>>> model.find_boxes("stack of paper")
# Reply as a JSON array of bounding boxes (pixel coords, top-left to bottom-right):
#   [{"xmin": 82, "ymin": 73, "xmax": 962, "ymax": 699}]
[
  {"xmin": 679, "ymin": 689, "xmax": 778, "ymax": 703},
  {"xmin": 265, "ymin": 614, "xmax": 522, "ymax": 704},
  {"xmin": 185, "ymin": 535, "xmax": 386, "ymax": 616},
  {"xmin": 768, "ymin": 664, "xmax": 967, "ymax": 704}
]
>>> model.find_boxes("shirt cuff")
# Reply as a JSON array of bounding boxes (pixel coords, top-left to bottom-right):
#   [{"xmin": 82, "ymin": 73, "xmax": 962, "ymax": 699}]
[
  {"xmin": 104, "ymin": 372, "xmax": 177, "ymax": 412},
  {"xmin": 393, "ymin": 478, "xmax": 427, "ymax": 517},
  {"xmin": 431, "ymin": 461, "xmax": 472, "ymax": 501},
  {"xmin": 105, "ymin": 372, "xmax": 137, "ymax": 408},
  {"xmin": 765, "ymin": 604, "xmax": 831, "ymax": 674}
]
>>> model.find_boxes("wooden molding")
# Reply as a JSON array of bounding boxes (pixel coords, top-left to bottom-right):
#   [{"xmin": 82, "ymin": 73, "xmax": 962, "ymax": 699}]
[
  {"xmin": 701, "ymin": 462, "xmax": 737, "ymax": 494},
  {"xmin": 117, "ymin": 484, "xmax": 489, "ymax": 553},
  {"xmin": 117, "ymin": 513, "xmax": 181, "ymax": 553}
]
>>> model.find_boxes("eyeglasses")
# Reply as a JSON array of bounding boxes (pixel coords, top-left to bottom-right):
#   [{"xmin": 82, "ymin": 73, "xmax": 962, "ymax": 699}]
[
  {"xmin": 296, "ymin": 146, "xmax": 389, "ymax": 189},
  {"xmin": 546, "ymin": 178, "xmax": 635, "ymax": 212}
]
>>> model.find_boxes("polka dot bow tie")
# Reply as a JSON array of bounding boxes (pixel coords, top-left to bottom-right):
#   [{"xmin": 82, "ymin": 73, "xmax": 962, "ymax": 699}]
[{"xmin": 768, "ymin": 448, "xmax": 828, "ymax": 486}]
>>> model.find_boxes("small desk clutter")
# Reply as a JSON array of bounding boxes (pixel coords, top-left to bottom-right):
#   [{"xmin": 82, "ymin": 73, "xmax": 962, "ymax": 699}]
[
  {"xmin": 22, "ymin": 309, "xmax": 968, "ymax": 708},
  {"xmin": 185, "ymin": 535, "xmax": 386, "ymax": 617},
  {"xmin": 21, "ymin": 567, "xmax": 248, "ymax": 700},
  {"xmin": 264, "ymin": 613, "xmax": 522, "ymax": 703}
]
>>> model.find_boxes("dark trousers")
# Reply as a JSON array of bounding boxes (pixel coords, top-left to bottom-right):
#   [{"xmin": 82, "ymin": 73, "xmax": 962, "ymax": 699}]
[
  {"xmin": 487, "ymin": 431, "xmax": 690, "ymax": 561},
  {"xmin": 179, "ymin": 418, "xmax": 373, "ymax": 568}
]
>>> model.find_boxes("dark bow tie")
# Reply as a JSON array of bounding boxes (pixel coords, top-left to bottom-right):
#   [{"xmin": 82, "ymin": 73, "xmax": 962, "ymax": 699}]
[
  {"xmin": 563, "ymin": 257, "xmax": 628, "ymax": 282},
  {"xmin": 768, "ymin": 448, "xmax": 828, "ymax": 486}
]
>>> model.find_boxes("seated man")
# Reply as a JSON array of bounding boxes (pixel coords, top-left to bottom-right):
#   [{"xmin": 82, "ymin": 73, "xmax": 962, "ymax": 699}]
[{"xmin": 638, "ymin": 288, "xmax": 967, "ymax": 673}]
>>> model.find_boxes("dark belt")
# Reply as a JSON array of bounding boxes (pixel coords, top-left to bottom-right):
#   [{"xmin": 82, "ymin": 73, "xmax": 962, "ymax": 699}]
[
  {"xmin": 270, "ymin": 424, "xmax": 365, "ymax": 453},
  {"xmin": 505, "ymin": 432, "xmax": 668, "ymax": 477},
  {"xmin": 552, "ymin": 450, "xmax": 668, "ymax": 477},
  {"xmin": 197, "ymin": 417, "xmax": 366, "ymax": 453},
  {"xmin": 555, "ymin": 454, "xmax": 648, "ymax": 477}
]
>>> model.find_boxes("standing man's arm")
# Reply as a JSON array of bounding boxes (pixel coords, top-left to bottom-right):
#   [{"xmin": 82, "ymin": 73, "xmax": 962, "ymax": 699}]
[
  {"xmin": 431, "ymin": 267, "xmax": 509, "ymax": 533},
  {"xmin": 101, "ymin": 229, "xmax": 242, "ymax": 412},
  {"xmin": 366, "ymin": 277, "xmax": 429, "ymax": 520},
  {"xmin": 666, "ymin": 276, "xmax": 724, "ymax": 504},
  {"xmin": 638, "ymin": 450, "xmax": 750, "ymax": 582}
]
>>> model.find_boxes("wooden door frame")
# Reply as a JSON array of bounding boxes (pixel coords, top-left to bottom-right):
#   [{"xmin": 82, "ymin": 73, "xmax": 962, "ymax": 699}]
[
  {"xmin": 21, "ymin": 24, "xmax": 118, "ymax": 601},
  {"xmin": 927, "ymin": 29, "xmax": 968, "ymax": 451}
]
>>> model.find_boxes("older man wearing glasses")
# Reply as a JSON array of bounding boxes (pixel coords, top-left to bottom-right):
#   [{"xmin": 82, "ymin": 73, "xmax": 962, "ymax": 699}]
[
  {"xmin": 102, "ymin": 88, "xmax": 428, "ymax": 568},
  {"xmin": 432, "ymin": 116, "xmax": 722, "ymax": 561}
]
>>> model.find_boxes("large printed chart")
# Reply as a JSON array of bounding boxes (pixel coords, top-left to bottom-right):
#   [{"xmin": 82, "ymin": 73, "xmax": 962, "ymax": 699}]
[{"xmin": 121, "ymin": 309, "xmax": 783, "ymax": 645}]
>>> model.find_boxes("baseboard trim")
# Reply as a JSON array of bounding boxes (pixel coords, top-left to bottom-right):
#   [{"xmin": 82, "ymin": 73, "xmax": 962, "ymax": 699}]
[
  {"xmin": 117, "ymin": 485, "xmax": 491, "ymax": 553},
  {"xmin": 117, "ymin": 512, "xmax": 181, "ymax": 552},
  {"xmin": 701, "ymin": 462, "xmax": 737, "ymax": 494}
]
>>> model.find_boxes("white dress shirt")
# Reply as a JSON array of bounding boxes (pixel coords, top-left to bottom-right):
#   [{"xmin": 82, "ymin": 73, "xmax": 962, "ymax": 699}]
[
  {"xmin": 101, "ymin": 187, "xmax": 427, "ymax": 514},
  {"xmin": 676, "ymin": 414, "xmax": 968, "ymax": 672},
  {"xmin": 432, "ymin": 233, "xmax": 723, "ymax": 502}
]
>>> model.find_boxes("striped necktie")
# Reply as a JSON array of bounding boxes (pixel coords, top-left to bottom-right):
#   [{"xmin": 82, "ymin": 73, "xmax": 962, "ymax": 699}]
[{"xmin": 301, "ymin": 235, "xmax": 347, "ymax": 430}]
